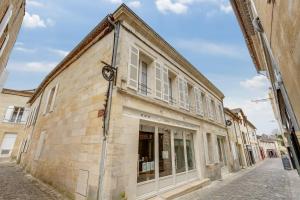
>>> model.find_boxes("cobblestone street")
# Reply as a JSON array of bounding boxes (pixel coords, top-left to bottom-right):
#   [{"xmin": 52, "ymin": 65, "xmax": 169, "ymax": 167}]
[
  {"xmin": 0, "ymin": 162, "xmax": 67, "ymax": 200},
  {"xmin": 177, "ymin": 158, "xmax": 300, "ymax": 200}
]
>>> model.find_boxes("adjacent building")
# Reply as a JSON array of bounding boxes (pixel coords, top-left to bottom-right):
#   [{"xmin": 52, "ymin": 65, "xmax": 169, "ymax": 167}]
[
  {"xmin": 257, "ymin": 134, "xmax": 280, "ymax": 159},
  {"xmin": 18, "ymin": 4, "xmax": 231, "ymax": 200},
  {"xmin": 231, "ymin": 108, "xmax": 261, "ymax": 166},
  {"xmin": 224, "ymin": 108, "xmax": 247, "ymax": 170},
  {"xmin": 231, "ymin": 0, "xmax": 300, "ymax": 174},
  {"xmin": 0, "ymin": 0, "xmax": 26, "ymax": 91},
  {"xmin": 0, "ymin": 88, "xmax": 32, "ymax": 162}
]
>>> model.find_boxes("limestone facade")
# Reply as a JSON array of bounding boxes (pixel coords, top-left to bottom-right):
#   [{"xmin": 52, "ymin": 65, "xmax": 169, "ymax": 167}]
[
  {"xmin": 17, "ymin": 4, "xmax": 246, "ymax": 200},
  {"xmin": 230, "ymin": 0, "xmax": 300, "ymax": 174},
  {"xmin": 0, "ymin": 0, "xmax": 25, "ymax": 91},
  {"xmin": 0, "ymin": 88, "xmax": 32, "ymax": 161}
]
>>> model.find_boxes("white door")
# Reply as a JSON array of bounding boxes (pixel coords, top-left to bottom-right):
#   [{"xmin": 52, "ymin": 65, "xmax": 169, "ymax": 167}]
[{"xmin": 0, "ymin": 133, "xmax": 17, "ymax": 157}]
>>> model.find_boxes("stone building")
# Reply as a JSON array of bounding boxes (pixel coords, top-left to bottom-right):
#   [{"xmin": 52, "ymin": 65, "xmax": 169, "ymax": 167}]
[
  {"xmin": 0, "ymin": 88, "xmax": 32, "ymax": 162},
  {"xmin": 18, "ymin": 4, "xmax": 231, "ymax": 200},
  {"xmin": 231, "ymin": 108, "xmax": 261, "ymax": 166},
  {"xmin": 230, "ymin": 0, "xmax": 300, "ymax": 174},
  {"xmin": 224, "ymin": 108, "xmax": 247, "ymax": 170},
  {"xmin": 257, "ymin": 134, "xmax": 280, "ymax": 159},
  {"xmin": 0, "ymin": 0, "xmax": 25, "ymax": 91}
]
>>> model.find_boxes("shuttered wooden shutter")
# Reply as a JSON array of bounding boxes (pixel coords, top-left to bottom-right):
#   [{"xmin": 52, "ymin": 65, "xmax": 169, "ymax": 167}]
[
  {"xmin": 194, "ymin": 87, "xmax": 200, "ymax": 115},
  {"xmin": 184, "ymin": 80, "xmax": 189, "ymax": 110},
  {"xmin": 178, "ymin": 78, "xmax": 185, "ymax": 108},
  {"xmin": 3, "ymin": 105, "xmax": 14, "ymax": 122},
  {"xmin": 127, "ymin": 46, "xmax": 139, "ymax": 90},
  {"xmin": 155, "ymin": 62, "xmax": 162, "ymax": 99},
  {"xmin": 162, "ymin": 66, "xmax": 169, "ymax": 102},
  {"xmin": 199, "ymin": 91, "xmax": 204, "ymax": 116},
  {"xmin": 21, "ymin": 108, "xmax": 30, "ymax": 124}
]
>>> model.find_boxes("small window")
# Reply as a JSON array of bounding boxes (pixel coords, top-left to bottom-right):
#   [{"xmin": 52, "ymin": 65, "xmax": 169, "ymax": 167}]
[
  {"xmin": 44, "ymin": 84, "xmax": 58, "ymax": 114},
  {"xmin": 3, "ymin": 106, "xmax": 26, "ymax": 123}
]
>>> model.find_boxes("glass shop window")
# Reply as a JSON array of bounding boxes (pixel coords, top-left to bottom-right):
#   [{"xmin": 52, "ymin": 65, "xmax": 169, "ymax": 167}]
[
  {"xmin": 174, "ymin": 131, "xmax": 186, "ymax": 173},
  {"xmin": 138, "ymin": 125, "xmax": 155, "ymax": 183},
  {"xmin": 186, "ymin": 133, "xmax": 195, "ymax": 170},
  {"xmin": 159, "ymin": 128, "xmax": 172, "ymax": 177}
]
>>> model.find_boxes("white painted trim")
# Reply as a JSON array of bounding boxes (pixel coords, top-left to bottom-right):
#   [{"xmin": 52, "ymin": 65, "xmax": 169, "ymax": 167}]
[{"xmin": 0, "ymin": 5, "xmax": 13, "ymax": 38}]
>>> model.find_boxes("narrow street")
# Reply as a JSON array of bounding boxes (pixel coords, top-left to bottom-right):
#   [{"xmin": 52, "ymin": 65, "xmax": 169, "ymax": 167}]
[
  {"xmin": 0, "ymin": 159, "xmax": 300, "ymax": 200},
  {"xmin": 0, "ymin": 162, "xmax": 67, "ymax": 200},
  {"xmin": 177, "ymin": 158, "xmax": 300, "ymax": 200}
]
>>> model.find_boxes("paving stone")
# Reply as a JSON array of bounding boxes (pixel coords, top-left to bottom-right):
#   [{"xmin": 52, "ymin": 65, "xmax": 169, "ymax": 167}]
[
  {"xmin": 176, "ymin": 159, "xmax": 300, "ymax": 200},
  {"xmin": 0, "ymin": 162, "xmax": 68, "ymax": 200}
]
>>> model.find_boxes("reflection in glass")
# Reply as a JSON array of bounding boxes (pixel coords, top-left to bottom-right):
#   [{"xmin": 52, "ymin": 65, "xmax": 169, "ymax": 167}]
[
  {"xmin": 174, "ymin": 131, "xmax": 185, "ymax": 173},
  {"xmin": 159, "ymin": 128, "xmax": 172, "ymax": 177},
  {"xmin": 186, "ymin": 133, "xmax": 195, "ymax": 170},
  {"xmin": 138, "ymin": 125, "xmax": 155, "ymax": 183}
]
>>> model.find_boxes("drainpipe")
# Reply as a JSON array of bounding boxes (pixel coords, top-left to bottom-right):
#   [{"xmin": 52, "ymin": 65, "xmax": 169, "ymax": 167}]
[{"xmin": 97, "ymin": 16, "xmax": 120, "ymax": 200}]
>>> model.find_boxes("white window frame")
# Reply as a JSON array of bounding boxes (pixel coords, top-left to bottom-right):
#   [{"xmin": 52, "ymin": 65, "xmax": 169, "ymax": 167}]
[{"xmin": 0, "ymin": 4, "xmax": 13, "ymax": 38}]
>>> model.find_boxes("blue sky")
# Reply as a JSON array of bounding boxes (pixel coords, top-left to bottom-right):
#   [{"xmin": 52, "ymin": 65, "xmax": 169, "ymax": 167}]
[{"xmin": 5, "ymin": 0, "xmax": 278, "ymax": 134}]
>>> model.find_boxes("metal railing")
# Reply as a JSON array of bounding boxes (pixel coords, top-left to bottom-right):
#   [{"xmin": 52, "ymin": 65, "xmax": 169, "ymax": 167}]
[{"xmin": 138, "ymin": 82, "xmax": 152, "ymax": 95}]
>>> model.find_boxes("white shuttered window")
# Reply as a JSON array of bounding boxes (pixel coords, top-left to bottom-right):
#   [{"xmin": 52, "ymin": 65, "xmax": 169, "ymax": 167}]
[
  {"xmin": 178, "ymin": 77, "xmax": 188, "ymax": 110},
  {"xmin": 155, "ymin": 62, "xmax": 162, "ymax": 99},
  {"xmin": 194, "ymin": 88, "xmax": 204, "ymax": 116},
  {"xmin": 128, "ymin": 46, "xmax": 139, "ymax": 90},
  {"xmin": 162, "ymin": 67, "xmax": 169, "ymax": 102}
]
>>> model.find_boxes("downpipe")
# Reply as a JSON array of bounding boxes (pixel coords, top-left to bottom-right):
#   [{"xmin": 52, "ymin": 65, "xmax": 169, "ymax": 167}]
[{"xmin": 97, "ymin": 15, "xmax": 120, "ymax": 200}]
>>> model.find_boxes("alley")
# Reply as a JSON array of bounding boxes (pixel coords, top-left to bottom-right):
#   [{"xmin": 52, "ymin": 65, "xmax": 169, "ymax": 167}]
[
  {"xmin": 0, "ymin": 162, "xmax": 67, "ymax": 200},
  {"xmin": 177, "ymin": 159, "xmax": 300, "ymax": 200}
]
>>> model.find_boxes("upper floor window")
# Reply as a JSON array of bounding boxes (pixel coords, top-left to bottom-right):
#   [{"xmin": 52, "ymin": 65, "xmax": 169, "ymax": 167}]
[
  {"xmin": 194, "ymin": 87, "xmax": 205, "ymax": 116},
  {"xmin": 44, "ymin": 84, "xmax": 59, "ymax": 114},
  {"xmin": 3, "ymin": 106, "xmax": 29, "ymax": 124}
]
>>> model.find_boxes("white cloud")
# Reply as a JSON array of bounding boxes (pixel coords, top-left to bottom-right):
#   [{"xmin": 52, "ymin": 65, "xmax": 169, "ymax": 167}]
[
  {"xmin": 224, "ymin": 97, "xmax": 278, "ymax": 135},
  {"xmin": 9, "ymin": 61, "xmax": 57, "ymax": 73},
  {"xmin": 240, "ymin": 75, "xmax": 269, "ymax": 90},
  {"xmin": 48, "ymin": 48, "xmax": 70, "ymax": 57},
  {"xmin": 155, "ymin": 0, "xmax": 189, "ymax": 14},
  {"xmin": 26, "ymin": 0, "xmax": 44, "ymax": 7},
  {"xmin": 15, "ymin": 47, "xmax": 36, "ymax": 53},
  {"xmin": 155, "ymin": 0, "xmax": 233, "ymax": 15},
  {"xmin": 107, "ymin": 0, "xmax": 122, "ymax": 3},
  {"xmin": 128, "ymin": 0, "xmax": 141, "ymax": 8},
  {"xmin": 219, "ymin": 2, "xmax": 232, "ymax": 14},
  {"xmin": 23, "ymin": 12, "xmax": 46, "ymax": 28},
  {"xmin": 175, "ymin": 38, "xmax": 246, "ymax": 59}
]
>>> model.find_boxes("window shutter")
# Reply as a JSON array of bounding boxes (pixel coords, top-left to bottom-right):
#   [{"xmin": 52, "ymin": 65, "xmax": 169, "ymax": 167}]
[
  {"xmin": 199, "ymin": 91, "xmax": 204, "ymax": 116},
  {"xmin": 155, "ymin": 62, "xmax": 162, "ymax": 99},
  {"xmin": 50, "ymin": 83, "xmax": 59, "ymax": 112},
  {"xmin": 184, "ymin": 80, "xmax": 189, "ymax": 110},
  {"xmin": 178, "ymin": 78, "xmax": 185, "ymax": 108},
  {"xmin": 194, "ymin": 87, "xmax": 200, "ymax": 114},
  {"xmin": 162, "ymin": 66, "xmax": 169, "ymax": 102},
  {"xmin": 207, "ymin": 97, "xmax": 212, "ymax": 120},
  {"xmin": 21, "ymin": 108, "xmax": 30, "ymax": 124},
  {"xmin": 127, "ymin": 46, "xmax": 139, "ymax": 90},
  {"xmin": 3, "ymin": 105, "xmax": 14, "ymax": 122}
]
